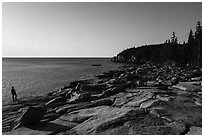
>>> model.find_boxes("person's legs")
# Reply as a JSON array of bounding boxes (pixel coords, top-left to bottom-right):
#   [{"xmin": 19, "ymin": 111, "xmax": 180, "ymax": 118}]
[
  {"xmin": 14, "ymin": 94, "xmax": 17, "ymax": 100},
  {"xmin": 12, "ymin": 94, "xmax": 15, "ymax": 101}
]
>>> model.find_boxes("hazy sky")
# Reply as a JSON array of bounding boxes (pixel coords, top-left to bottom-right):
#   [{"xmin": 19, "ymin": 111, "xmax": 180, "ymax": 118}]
[{"xmin": 2, "ymin": 2, "xmax": 202, "ymax": 57}]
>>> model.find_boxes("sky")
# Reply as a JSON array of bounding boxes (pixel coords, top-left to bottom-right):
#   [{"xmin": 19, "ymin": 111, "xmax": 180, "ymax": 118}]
[{"xmin": 2, "ymin": 2, "xmax": 202, "ymax": 57}]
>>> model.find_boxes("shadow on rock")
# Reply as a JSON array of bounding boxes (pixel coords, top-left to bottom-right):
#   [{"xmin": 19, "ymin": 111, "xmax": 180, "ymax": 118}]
[{"xmin": 25, "ymin": 122, "xmax": 72, "ymax": 134}]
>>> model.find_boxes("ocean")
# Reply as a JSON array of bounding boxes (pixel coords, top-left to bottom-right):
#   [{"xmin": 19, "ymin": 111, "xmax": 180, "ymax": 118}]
[{"xmin": 2, "ymin": 58, "xmax": 125, "ymax": 105}]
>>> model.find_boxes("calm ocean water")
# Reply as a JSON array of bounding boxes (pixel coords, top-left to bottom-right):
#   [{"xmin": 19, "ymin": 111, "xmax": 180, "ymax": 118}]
[{"xmin": 2, "ymin": 58, "xmax": 124, "ymax": 105}]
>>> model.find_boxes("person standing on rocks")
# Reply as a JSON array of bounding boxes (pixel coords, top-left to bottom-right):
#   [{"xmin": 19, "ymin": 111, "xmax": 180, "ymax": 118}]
[{"xmin": 11, "ymin": 86, "xmax": 17, "ymax": 101}]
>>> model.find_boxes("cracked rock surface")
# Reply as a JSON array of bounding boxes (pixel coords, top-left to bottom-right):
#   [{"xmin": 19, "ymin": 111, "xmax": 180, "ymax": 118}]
[{"xmin": 3, "ymin": 62, "xmax": 202, "ymax": 135}]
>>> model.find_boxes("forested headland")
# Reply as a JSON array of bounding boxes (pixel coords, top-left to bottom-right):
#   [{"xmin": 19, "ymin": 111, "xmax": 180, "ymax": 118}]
[{"xmin": 112, "ymin": 21, "xmax": 202, "ymax": 66}]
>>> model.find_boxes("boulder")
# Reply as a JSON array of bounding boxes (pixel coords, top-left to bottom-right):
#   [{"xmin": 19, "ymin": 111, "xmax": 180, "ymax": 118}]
[
  {"xmin": 194, "ymin": 100, "xmax": 202, "ymax": 106},
  {"xmin": 166, "ymin": 121, "xmax": 186, "ymax": 134},
  {"xmin": 119, "ymin": 77, "xmax": 128, "ymax": 84},
  {"xmin": 136, "ymin": 79, "xmax": 146, "ymax": 86},
  {"xmin": 156, "ymin": 95, "xmax": 170, "ymax": 102},
  {"xmin": 197, "ymin": 92, "xmax": 202, "ymax": 95},
  {"xmin": 191, "ymin": 69, "xmax": 202, "ymax": 78},
  {"xmin": 98, "ymin": 115, "xmax": 186, "ymax": 135},
  {"xmin": 91, "ymin": 98, "xmax": 114, "ymax": 107},
  {"xmin": 13, "ymin": 106, "xmax": 46, "ymax": 129},
  {"xmin": 2, "ymin": 113, "xmax": 19, "ymax": 132},
  {"xmin": 58, "ymin": 106, "xmax": 108, "ymax": 124},
  {"xmin": 80, "ymin": 84, "xmax": 107, "ymax": 94},
  {"xmin": 172, "ymin": 82, "xmax": 201, "ymax": 92},
  {"xmin": 101, "ymin": 86, "xmax": 125, "ymax": 97},
  {"xmin": 186, "ymin": 126, "xmax": 202, "ymax": 135},
  {"xmin": 107, "ymin": 78, "xmax": 118, "ymax": 84},
  {"xmin": 146, "ymin": 81, "xmax": 159, "ymax": 87},
  {"xmin": 45, "ymin": 96, "xmax": 66, "ymax": 107},
  {"xmin": 63, "ymin": 106, "xmax": 147, "ymax": 134},
  {"xmin": 6, "ymin": 121, "xmax": 78, "ymax": 135},
  {"xmin": 192, "ymin": 81, "xmax": 201, "ymax": 86},
  {"xmin": 59, "ymin": 114, "xmax": 92, "ymax": 123},
  {"xmin": 41, "ymin": 112, "xmax": 61, "ymax": 122},
  {"xmin": 19, "ymin": 96, "xmax": 54, "ymax": 106},
  {"xmin": 68, "ymin": 92, "xmax": 91, "ymax": 103},
  {"xmin": 124, "ymin": 90, "xmax": 154, "ymax": 107},
  {"xmin": 52, "ymin": 88, "xmax": 72, "ymax": 97},
  {"xmin": 57, "ymin": 97, "xmax": 114, "ymax": 115},
  {"xmin": 149, "ymin": 95, "xmax": 202, "ymax": 127},
  {"xmin": 3, "ymin": 104, "xmax": 25, "ymax": 113},
  {"xmin": 55, "ymin": 102, "xmax": 93, "ymax": 114},
  {"xmin": 172, "ymin": 85, "xmax": 187, "ymax": 91},
  {"xmin": 171, "ymin": 77, "xmax": 179, "ymax": 85},
  {"xmin": 140, "ymin": 99, "xmax": 159, "ymax": 109},
  {"xmin": 191, "ymin": 77, "xmax": 202, "ymax": 81},
  {"xmin": 52, "ymin": 119, "xmax": 78, "ymax": 134},
  {"xmin": 157, "ymin": 85, "xmax": 169, "ymax": 90},
  {"xmin": 114, "ymin": 93, "xmax": 135, "ymax": 106},
  {"xmin": 160, "ymin": 80, "xmax": 172, "ymax": 86},
  {"xmin": 65, "ymin": 90, "xmax": 73, "ymax": 98}
]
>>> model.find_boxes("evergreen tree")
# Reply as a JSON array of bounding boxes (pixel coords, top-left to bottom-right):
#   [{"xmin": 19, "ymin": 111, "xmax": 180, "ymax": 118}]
[
  {"xmin": 195, "ymin": 21, "xmax": 202, "ymax": 66},
  {"xmin": 186, "ymin": 29, "xmax": 195, "ymax": 64},
  {"xmin": 171, "ymin": 32, "xmax": 177, "ymax": 43},
  {"xmin": 187, "ymin": 29, "xmax": 194, "ymax": 44},
  {"xmin": 175, "ymin": 37, "xmax": 178, "ymax": 44}
]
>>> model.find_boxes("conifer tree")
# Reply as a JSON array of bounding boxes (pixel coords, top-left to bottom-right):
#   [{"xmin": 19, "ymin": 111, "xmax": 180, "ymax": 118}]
[
  {"xmin": 187, "ymin": 29, "xmax": 194, "ymax": 44},
  {"xmin": 195, "ymin": 21, "xmax": 202, "ymax": 66}
]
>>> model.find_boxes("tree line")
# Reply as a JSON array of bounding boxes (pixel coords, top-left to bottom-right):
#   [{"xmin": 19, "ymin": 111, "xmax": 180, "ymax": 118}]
[{"xmin": 112, "ymin": 21, "xmax": 202, "ymax": 66}]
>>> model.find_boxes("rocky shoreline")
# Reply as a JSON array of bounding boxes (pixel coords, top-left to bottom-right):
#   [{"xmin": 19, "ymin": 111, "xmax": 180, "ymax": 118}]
[{"xmin": 2, "ymin": 62, "xmax": 202, "ymax": 135}]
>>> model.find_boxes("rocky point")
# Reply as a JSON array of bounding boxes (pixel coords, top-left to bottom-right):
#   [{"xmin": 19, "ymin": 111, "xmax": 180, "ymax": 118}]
[{"xmin": 2, "ymin": 62, "xmax": 202, "ymax": 135}]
